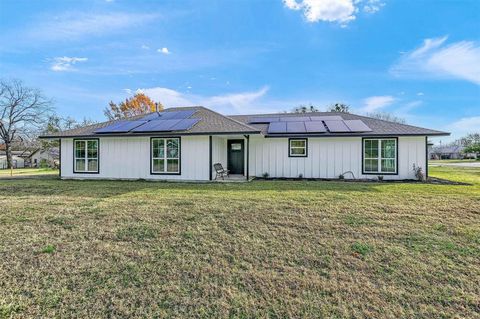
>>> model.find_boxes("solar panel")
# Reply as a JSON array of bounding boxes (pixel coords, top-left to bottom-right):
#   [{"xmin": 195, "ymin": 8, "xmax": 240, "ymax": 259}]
[
  {"xmin": 287, "ymin": 121, "xmax": 306, "ymax": 133},
  {"xmin": 309, "ymin": 116, "xmax": 343, "ymax": 121},
  {"xmin": 249, "ymin": 117, "xmax": 280, "ymax": 123},
  {"xmin": 94, "ymin": 120, "xmax": 147, "ymax": 133},
  {"xmin": 139, "ymin": 110, "xmax": 196, "ymax": 121},
  {"xmin": 131, "ymin": 119, "xmax": 182, "ymax": 132},
  {"xmin": 343, "ymin": 120, "xmax": 372, "ymax": 132},
  {"xmin": 267, "ymin": 122, "xmax": 287, "ymax": 133},
  {"xmin": 280, "ymin": 116, "xmax": 310, "ymax": 122},
  {"xmin": 159, "ymin": 110, "xmax": 197, "ymax": 120},
  {"xmin": 305, "ymin": 121, "xmax": 327, "ymax": 133},
  {"xmin": 140, "ymin": 113, "xmax": 161, "ymax": 121},
  {"xmin": 170, "ymin": 118, "xmax": 200, "ymax": 131},
  {"xmin": 324, "ymin": 120, "xmax": 350, "ymax": 132}
]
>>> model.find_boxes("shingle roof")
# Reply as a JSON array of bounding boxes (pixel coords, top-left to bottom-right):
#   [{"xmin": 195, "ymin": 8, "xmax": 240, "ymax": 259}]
[
  {"xmin": 40, "ymin": 106, "xmax": 260, "ymax": 138},
  {"xmin": 229, "ymin": 111, "xmax": 450, "ymax": 137},
  {"xmin": 40, "ymin": 107, "xmax": 449, "ymax": 138}
]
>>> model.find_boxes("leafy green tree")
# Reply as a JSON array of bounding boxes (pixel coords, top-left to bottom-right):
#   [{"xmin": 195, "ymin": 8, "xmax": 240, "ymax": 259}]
[{"xmin": 464, "ymin": 143, "xmax": 480, "ymax": 159}]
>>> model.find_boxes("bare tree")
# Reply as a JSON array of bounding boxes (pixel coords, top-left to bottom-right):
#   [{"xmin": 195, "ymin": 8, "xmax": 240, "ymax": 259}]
[
  {"xmin": 41, "ymin": 115, "xmax": 96, "ymax": 150},
  {"xmin": 291, "ymin": 104, "xmax": 319, "ymax": 113},
  {"xmin": 366, "ymin": 112, "xmax": 406, "ymax": 124},
  {"xmin": 327, "ymin": 103, "xmax": 350, "ymax": 113},
  {"xmin": 0, "ymin": 79, "xmax": 52, "ymax": 168}
]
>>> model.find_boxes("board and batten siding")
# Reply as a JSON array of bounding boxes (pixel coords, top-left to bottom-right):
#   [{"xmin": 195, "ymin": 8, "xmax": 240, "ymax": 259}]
[
  {"xmin": 61, "ymin": 135, "xmax": 426, "ymax": 181},
  {"xmin": 248, "ymin": 136, "xmax": 426, "ymax": 180},
  {"xmin": 61, "ymin": 136, "xmax": 210, "ymax": 180}
]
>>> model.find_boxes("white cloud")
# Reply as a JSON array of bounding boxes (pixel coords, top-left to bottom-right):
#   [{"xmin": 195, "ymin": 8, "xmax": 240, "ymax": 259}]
[
  {"xmin": 447, "ymin": 116, "xmax": 480, "ymax": 137},
  {"xmin": 51, "ymin": 56, "xmax": 88, "ymax": 72},
  {"xmin": 141, "ymin": 44, "xmax": 150, "ymax": 50},
  {"xmin": 30, "ymin": 12, "xmax": 158, "ymax": 40},
  {"xmin": 157, "ymin": 47, "xmax": 170, "ymax": 55},
  {"xmin": 137, "ymin": 87, "xmax": 192, "ymax": 106},
  {"xmin": 361, "ymin": 95, "xmax": 395, "ymax": 112},
  {"xmin": 132, "ymin": 86, "xmax": 277, "ymax": 114},
  {"xmin": 363, "ymin": 0, "xmax": 385, "ymax": 13},
  {"xmin": 283, "ymin": 0, "xmax": 383, "ymax": 25},
  {"xmin": 204, "ymin": 87, "xmax": 269, "ymax": 112},
  {"xmin": 391, "ymin": 36, "xmax": 480, "ymax": 85},
  {"xmin": 417, "ymin": 92, "xmax": 424, "ymax": 96}
]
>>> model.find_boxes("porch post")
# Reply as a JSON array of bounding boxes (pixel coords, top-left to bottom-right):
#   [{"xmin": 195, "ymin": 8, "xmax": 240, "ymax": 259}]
[
  {"xmin": 245, "ymin": 135, "xmax": 250, "ymax": 180},
  {"xmin": 209, "ymin": 135, "xmax": 212, "ymax": 181}
]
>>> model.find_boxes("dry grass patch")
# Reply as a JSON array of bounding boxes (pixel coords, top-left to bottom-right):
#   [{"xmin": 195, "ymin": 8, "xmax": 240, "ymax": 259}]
[{"xmin": 0, "ymin": 166, "xmax": 479, "ymax": 318}]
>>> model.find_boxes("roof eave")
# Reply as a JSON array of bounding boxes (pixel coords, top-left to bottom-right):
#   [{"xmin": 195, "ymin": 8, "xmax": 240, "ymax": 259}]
[
  {"xmin": 264, "ymin": 132, "xmax": 451, "ymax": 138},
  {"xmin": 38, "ymin": 130, "xmax": 262, "ymax": 139}
]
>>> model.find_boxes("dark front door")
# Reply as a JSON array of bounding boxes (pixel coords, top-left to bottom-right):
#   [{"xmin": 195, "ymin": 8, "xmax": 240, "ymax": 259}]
[{"xmin": 227, "ymin": 139, "xmax": 244, "ymax": 175}]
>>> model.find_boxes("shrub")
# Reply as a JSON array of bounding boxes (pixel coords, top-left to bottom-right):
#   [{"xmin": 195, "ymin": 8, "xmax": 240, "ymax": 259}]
[
  {"xmin": 39, "ymin": 159, "xmax": 49, "ymax": 168},
  {"xmin": 298, "ymin": 173, "xmax": 303, "ymax": 179},
  {"xmin": 262, "ymin": 172, "xmax": 269, "ymax": 179},
  {"xmin": 413, "ymin": 164, "xmax": 424, "ymax": 181},
  {"xmin": 377, "ymin": 176, "xmax": 384, "ymax": 181}
]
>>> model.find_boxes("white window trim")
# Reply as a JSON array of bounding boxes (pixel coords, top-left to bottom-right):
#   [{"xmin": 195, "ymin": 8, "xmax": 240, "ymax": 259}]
[
  {"xmin": 289, "ymin": 138, "xmax": 307, "ymax": 157},
  {"xmin": 151, "ymin": 137, "xmax": 180, "ymax": 174},
  {"xmin": 363, "ymin": 138, "xmax": 397, "ymax": 174},
  {"xmin": 74, "ymin": 139, "xmax": 99, "ymax": 173}
]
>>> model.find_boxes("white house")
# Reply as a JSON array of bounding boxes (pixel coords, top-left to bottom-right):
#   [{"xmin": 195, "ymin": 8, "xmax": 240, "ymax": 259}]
[
  {"xmin": 29, "ymin": 147, "xmax": 60, "ymax": 168},
  {"xmin": 40, "ymin": 106, "xmax": 449, "ymax": 181},
  {"xmin": 0, "ymin": 154, "xmax": 25, "ymax": 169}
]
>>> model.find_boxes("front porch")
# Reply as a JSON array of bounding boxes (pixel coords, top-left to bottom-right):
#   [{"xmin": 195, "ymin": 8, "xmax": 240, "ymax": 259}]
[{"xmin": 209, "ymin": 134, "xmax": 251, "ymax": 181}]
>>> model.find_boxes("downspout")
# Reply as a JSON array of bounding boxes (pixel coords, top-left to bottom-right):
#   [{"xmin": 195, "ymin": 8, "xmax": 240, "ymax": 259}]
[
  {"xmin": 59, "ymin": 138, "xmax": 62, "ymax": 178},
  {"xmin": 209, "ymin": 135, "xmax": 212, "ymax": 181},
  {"xmin": 425, "ymin": 136, "xmax": 428, "ymax": 179},
  {"xmin": 244, "ymin": 135, "xmax": 250, "ymax": 180}
]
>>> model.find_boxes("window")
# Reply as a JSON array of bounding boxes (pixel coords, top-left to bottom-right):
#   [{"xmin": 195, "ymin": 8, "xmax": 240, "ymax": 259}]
[
  {"xmin": 289, "ymin": 138, "xmax": 307, "ymax": 157},
  {"xmin": 74, "ymin": 139, "xmax": 99, "ymax": 173},
  {"xmin": 151, "ymin": 137, "xmax": 180, "ymax": 174},
  {"xmin": 363, "ymin": 138, "xmax": 397, "ymax": 174}
]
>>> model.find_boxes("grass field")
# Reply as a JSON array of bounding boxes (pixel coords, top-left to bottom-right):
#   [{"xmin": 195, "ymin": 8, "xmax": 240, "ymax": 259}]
[
  {"xmin": 430, "ymin": 159, "xmax": 479, "ymax": 164},
  {"xmin": 0, "ymin": 166, "xmax": 479, "ymax": 318},
  {"xmin": 0, "ymin": 168, "xmax": 58, "ymax": 178}
]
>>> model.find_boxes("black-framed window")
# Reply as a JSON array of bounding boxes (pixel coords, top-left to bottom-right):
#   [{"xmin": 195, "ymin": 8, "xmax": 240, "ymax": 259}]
[
  {"xmin": 289, "ymin": 138, "xmax": 308, "ymax": 157},
  {"xmin": 74, "ymin": 139, "xmax": 99, "ymax": 173},
  {"xmin": 363, "ymin": 138, "xmax": 397, "ymax": 174},
  {"xmin": 151, "ymin": 137, "xmax": 180, "ymax": 174}
]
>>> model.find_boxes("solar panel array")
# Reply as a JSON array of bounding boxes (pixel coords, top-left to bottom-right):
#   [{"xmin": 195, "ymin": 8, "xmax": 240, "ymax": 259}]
[
  {"xmin": 249, "ymin": 115, "xmax": 372, "ymax": 134},
  {"xmin": 94, "ymin": 111, "xmax": 199, "ymax": 134}
]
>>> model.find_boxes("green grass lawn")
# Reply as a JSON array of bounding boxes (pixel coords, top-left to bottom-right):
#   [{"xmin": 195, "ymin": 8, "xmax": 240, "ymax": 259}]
[
  {"xmin": 0, "ymin": 167, "xmax": 479, "ymax": 318},
  {"xmin": 430, "ymin": 159, "xmax": 479, "ymax": 164},
  {"xmin": 0, "ymin": 168, "xmax": 58, "ymax": 178}
]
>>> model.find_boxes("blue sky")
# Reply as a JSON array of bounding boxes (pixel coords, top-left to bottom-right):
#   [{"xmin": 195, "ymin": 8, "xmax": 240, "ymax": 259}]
[{"xmin": 1, "ymin": 0, "xmax": 479, "ymax": 143}]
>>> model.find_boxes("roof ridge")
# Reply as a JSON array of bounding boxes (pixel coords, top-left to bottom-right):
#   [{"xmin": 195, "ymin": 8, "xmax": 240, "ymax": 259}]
[
  {"xmin": 345, "ymin": 112, "xmax": 447, "ymax": 133},
  {"xmin": 230, "ymin": 111, "xmax": 448, "ymax": 134},
  {"xmin": 197, "ymin": 106, "xmax": 261, "ymax": 132}
]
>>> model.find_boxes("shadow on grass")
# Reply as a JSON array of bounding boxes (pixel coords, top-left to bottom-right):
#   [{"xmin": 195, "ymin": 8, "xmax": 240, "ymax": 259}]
[{"xmin": 0, "ymin": 176, "xmax": 385, "ymax": 199}]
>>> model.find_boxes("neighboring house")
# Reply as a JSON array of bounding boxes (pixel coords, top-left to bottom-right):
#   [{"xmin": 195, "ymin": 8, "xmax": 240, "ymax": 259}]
[
  {"xmin": 29, "ymin": 147, "xmax": 60, "ymax": 168},
  {"xmin": 40, "ymin": 106, "xmax": 449, "ymax": 181},
  {"xmin": 430, "ymin": 144, "xmax": 476, "ymax": 160},
  {"xmin": 0, "ymin": 153, "xmax": 25, "ymax": 169}
]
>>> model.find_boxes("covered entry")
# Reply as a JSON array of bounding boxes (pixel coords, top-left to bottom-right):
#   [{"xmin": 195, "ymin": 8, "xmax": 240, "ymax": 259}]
[{"xmin": 210, "ymin": 135, "xmax": 250, "ymax": 180}]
